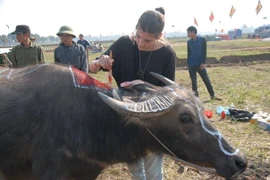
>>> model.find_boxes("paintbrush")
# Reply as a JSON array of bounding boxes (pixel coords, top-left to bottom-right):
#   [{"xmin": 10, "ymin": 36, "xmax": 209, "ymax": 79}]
[{"xmin": 107, "ymin": 50, "xmax": 113, "ymax": 86}]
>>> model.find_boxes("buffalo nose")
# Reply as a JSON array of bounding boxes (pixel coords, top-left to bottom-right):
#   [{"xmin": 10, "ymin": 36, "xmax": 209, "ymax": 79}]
[
  {"xmin": 235, "ymin": 156, "xmax": 247, "ymax": 172},
  {"xmin": 225, "ymin": 157, "xmax": 247, "ymax": 180}
]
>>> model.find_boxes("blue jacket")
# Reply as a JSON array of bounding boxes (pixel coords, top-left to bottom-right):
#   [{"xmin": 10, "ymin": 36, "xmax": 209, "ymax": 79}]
[
  {"xmin": 187, "ymin": 36, "xmax": 206, "ymax": 67},
  {"xmin": 77, "ymin": 39, "xmax": 90, "ymax": 49}
]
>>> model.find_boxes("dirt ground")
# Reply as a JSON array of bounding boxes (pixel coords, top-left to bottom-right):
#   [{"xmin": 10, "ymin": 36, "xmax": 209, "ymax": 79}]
[{"xmin": 176, "ymin": 53, "xmax": 270, "ymax": 69}]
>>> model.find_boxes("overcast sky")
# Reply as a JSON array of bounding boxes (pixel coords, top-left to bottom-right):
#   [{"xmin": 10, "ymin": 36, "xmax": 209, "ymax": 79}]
[{"xmin": 0, "ymin": 0, "xmax": 269, "ymax": 37}]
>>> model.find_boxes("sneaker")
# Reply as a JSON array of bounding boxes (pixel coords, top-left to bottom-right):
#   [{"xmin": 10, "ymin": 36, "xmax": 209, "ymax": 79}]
[{"xmin": 211, "ymin": 96, "xmax": 222, "ymax": 101}]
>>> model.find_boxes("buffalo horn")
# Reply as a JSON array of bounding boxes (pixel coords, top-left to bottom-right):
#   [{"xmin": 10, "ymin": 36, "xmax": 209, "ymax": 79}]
[
  {"xmin": 149, "ymin": 72, "xmax": 178, "ymax": 86},
  {"xmin": 98, "ymin": 92, "xmax": 174, "ymax": 118}
]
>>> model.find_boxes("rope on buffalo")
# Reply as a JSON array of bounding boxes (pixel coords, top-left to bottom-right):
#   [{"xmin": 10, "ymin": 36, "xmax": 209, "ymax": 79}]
[{"xmin": 145, "ymin": 126, "xmax": 218, "ymax": 176}]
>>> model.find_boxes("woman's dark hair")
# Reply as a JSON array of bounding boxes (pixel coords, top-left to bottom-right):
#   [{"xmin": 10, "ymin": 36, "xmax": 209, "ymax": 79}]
[
  {"xmin": 155, "ymin": 7, "xmax": 165, "ymax": 15},
  {"xmin": 136, "ymin": 7, "xmax": 165, "ymax": 38}
]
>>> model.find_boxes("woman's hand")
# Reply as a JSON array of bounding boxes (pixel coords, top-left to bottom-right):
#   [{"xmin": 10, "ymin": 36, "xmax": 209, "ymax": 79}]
[
  {"xmin": 97, "ymin": 55, "xmax": 114, "ymax": 70},
  {"xmin": 89, "ymin": 54, "xmax": 114, "ymax": 73},
  {"xmin": 120, "ymin": 80, "xmax": 145, "ymax": 89}
]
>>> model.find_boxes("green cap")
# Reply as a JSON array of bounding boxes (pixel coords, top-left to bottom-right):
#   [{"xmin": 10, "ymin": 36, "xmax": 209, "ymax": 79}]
[{"xmin": 57, "ymin": 25, "xmax": 76, "ymax": 38}]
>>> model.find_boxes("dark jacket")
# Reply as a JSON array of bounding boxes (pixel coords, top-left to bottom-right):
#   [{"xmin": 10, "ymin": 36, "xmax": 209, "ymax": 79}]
[
  {"xmin": 54, "ymin": 42, "xmax": 88, "ymax": 72},
  {"xmin": 187, "ymin": 36, "xmax": 207, "ymax": 67}
]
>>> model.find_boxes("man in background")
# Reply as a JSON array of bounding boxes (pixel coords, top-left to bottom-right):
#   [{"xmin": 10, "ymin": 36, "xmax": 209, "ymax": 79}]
[
  {"xmin": 77, "ymin": 34, "xmax": 90, "ymax": 63},
  {"xmin": 187, "ymin": 26, "xmax": 221, "ymax": 100},
  {"xmin": 77, "ymin": 34, "xmax": 90, "ymax": 50},
  {"xmin": 54, "ymin": 26, "xmax": 88, "ymax": 73},
  {"xmin": 10, "ymin": 25, "xmax": 46, "ymax": 68}
]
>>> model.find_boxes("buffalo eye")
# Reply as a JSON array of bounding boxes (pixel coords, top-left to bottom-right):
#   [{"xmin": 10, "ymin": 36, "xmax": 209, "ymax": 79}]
[{"xmin": 180, "ymin": 113, "xmax": 192, "ymax": 124}]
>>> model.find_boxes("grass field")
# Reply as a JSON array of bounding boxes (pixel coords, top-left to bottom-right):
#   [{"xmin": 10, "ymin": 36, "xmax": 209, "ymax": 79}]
[
  {"xmin": 43, "ymin": 38, "xmax": 270, "ymax": 63},
  {"xmin": 44, "ymin": 39, "xmax": 270, "ymax": 180}
]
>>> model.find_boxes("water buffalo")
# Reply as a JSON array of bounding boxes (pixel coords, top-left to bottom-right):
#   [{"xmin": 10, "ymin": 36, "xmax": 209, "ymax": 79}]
[{"xmin": 0, "ymin": 64, "xmax": 247, "ymax": 179}]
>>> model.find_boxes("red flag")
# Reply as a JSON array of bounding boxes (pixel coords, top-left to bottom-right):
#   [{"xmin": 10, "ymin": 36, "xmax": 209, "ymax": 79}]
[
  {"xmin": 229, "ymin": 6, "xmax": 236, "ymax": 18},
  {"xmin": 194, "ymin": 17, "xmax": 199, "ymax": 26},
  {"xmin": 256, "ymin": 0, "xmax": 262, "ymax": 15},
  {"xmin": 209, "ymin": 11, "xmax": 214, "ymax": 23}
]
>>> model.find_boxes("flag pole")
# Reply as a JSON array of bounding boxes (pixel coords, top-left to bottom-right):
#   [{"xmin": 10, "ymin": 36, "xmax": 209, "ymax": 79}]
[{"xmin": 6, "ymin": 25, "xmax": 11, "ymax": 48}]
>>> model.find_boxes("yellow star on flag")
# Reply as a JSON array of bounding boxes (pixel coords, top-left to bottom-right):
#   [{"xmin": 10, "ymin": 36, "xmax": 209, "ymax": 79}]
[
  {"xmin": 229, "ymin": 6, "xmax": 236, "ymax": 18},
  {"xmin": 256, "ymin": 0, "xmax": 263, "ymax": 15}
]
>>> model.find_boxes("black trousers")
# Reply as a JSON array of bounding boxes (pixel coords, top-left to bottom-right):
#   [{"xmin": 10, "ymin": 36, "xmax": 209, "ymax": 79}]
[{"xmin": 188, "ymin": 65, "xmax": 215, "ymax": 97}]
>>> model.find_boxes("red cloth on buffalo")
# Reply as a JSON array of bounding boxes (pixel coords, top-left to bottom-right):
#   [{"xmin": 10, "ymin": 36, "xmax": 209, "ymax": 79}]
[{"xmin": 72, "ymin": 67, "xmax": 111, "ymax": 90}]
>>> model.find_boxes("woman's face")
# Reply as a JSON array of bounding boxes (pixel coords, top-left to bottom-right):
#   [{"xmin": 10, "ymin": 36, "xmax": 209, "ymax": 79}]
[{"xmin": 135, "ymin": 27, "xmax": 158, "ymax": 51}]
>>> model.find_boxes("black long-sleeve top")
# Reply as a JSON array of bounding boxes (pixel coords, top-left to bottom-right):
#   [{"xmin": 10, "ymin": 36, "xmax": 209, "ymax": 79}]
[{"xmin": 102, "ymin": 36, "xmax": 176, "ymax": 87}]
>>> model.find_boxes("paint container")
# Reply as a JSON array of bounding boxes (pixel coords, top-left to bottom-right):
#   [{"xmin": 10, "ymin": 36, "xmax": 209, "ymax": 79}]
[
  {"xmin": 204, "ymin": 110, "xmax": 213, "ymax": 118},
  {"xmin": 221, "ymin": 111, "xmax": 226, "ymax": 119},
  {"xmin": 216, "ymin": 106, "xmax": 230, "ymax": 115},
  {"xmin": 257, "ymin": 119, "xmax": 270, "ymax": 132}
]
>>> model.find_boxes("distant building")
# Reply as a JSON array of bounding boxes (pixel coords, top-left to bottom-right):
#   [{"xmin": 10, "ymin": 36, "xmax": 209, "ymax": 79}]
[
  {"xmin": 219, "ymin": 34, "xmax": 230, "ymax": 40},
  {"xmin": 253, "ymin": 24, "xmax": 270, "ymax": 38},
  {"xmin": 241, "ymin": 25, "xmax": 255, "ymax": 34},
  {"xmin": 228, "ymin": 29, "xmax": 242, "ymax": 39}
]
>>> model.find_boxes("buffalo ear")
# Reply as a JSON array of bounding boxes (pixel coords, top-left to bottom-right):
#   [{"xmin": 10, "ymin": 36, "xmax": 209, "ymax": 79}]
[{"xmin": 112, "ymin": 89, "xmax": 122, "ymax": 101}]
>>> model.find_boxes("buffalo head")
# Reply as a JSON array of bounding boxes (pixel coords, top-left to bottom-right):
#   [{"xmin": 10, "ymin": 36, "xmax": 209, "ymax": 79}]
[{"xmin": 98, "ymin": 72, "xmax": 247, "ymax": 178}]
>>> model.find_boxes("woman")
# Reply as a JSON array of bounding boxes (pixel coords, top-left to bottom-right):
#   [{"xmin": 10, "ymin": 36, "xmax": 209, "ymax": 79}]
[{"xmin": 89, "ymin": 7, "xmax": 176, "ymax": 180}]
